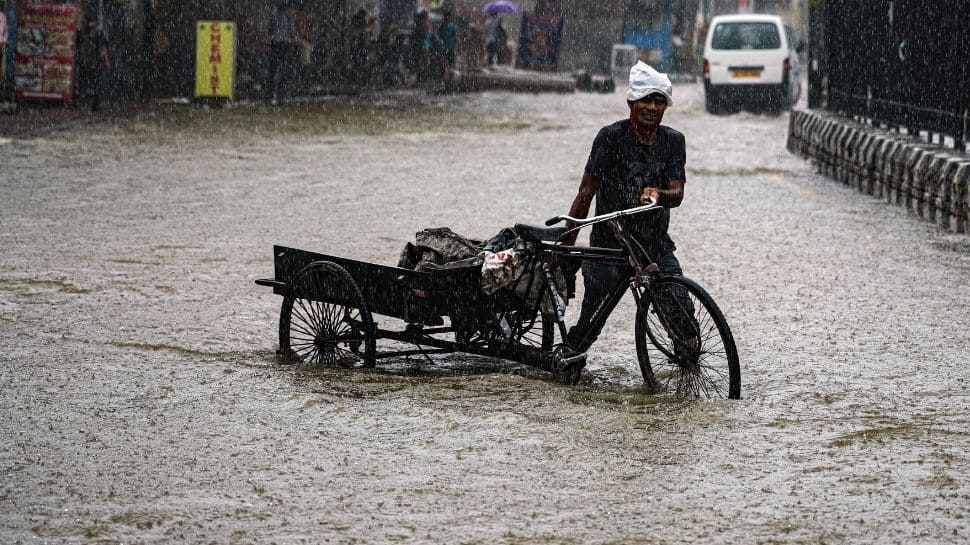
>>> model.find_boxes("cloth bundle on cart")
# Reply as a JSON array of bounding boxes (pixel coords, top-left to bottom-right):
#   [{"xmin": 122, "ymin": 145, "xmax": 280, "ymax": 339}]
[{"xmin": 397, "ymin": 226, "xmax": 566, "ymax": 314}]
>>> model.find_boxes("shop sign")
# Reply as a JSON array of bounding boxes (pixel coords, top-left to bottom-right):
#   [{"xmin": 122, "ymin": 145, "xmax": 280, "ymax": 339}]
[
  {"xmin": 14, "ymin": 3, "xmax": 78, "ymax": 101},
  {"xmin": 195, "ymin": 21, "xmax": 235, "ymax": 99}
]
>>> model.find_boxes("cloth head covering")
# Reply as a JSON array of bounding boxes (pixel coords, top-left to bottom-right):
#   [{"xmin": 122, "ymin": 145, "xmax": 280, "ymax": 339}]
[{"xmin": 626, "ymin": 61, "xmax": 673, "ymax": 106}]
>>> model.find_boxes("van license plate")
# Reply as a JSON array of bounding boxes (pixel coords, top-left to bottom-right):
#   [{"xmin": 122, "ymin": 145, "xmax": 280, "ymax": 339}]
[{"xmin": 731, "ymin": 69, "xmax": 762, "ymax": 78}]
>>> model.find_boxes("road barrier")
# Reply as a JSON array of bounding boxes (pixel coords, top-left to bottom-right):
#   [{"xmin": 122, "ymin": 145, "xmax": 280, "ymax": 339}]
[{"xmin": 788, "ymin": 110, "xmax": 969, "ymax": 234}]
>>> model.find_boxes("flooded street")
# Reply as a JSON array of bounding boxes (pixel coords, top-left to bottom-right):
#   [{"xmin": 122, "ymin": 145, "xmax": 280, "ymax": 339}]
[{"xmin": 2, "ymin": 83, "xmax": 970, "ymax": 544}]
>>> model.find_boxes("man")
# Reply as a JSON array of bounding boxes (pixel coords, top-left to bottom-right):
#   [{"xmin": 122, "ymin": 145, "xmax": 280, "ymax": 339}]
[
  {"xmin": 564, "ymin": 61, "xmax": 687, "ymax": 352},
  {"xmin": 75, "ymin": 14, "xmax": 111, "ymax": 112}
]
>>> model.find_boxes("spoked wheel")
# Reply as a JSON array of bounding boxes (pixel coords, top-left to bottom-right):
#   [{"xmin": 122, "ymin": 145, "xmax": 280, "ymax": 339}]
[
  {"xmin": 502, "ymin": 305, "xmax": 555, "ymax": 351},
  {"xmin": 278, "ymin": 261, "xmax": 376, "ymax": 368},
  {"xmin": 635, "ymin": 275, "xmax": 740, "ymax": 399},
  {"xmin": 457, "ymin": 300, "xmax": 554, "ymax": 352}
]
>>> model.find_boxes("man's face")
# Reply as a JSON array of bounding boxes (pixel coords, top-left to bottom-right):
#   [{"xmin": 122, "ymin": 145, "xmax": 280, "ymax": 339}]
[{"xmin": 629, "ymin": 93, "xmax": 669, "ymax": 128}]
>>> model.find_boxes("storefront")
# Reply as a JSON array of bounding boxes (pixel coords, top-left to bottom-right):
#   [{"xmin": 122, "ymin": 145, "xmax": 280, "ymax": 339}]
[
  {"xmin": 6, "ymin": 0, "xmax": 132, "ymax": 102},
  {"xmin": 5, "ymin": 0, "xmax": 456, "ymax": 102},
  {"xmin": 144, "ymin": 0, "xmax": 387, "ymax": 98}
]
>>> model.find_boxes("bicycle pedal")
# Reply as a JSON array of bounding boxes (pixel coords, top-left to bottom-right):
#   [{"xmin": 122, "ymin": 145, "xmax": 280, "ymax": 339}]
[{"xmin": 560, "ymin": 352, "xmax": 587, "ymax": 367}]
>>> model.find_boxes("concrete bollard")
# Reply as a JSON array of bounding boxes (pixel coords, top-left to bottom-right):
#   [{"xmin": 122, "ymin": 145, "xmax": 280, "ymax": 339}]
[
  {"xmin": 842, "ymin": 125, "xmax": 863, "ymax": 187},
  {"xmin": 868, "ymin": 134, "xmax": 890, "ymax": 199},
  {"xmin": 931, "ymin": 159, "xmax": 968, "ymax": 226},
  {"xmin": 911, "ymin": 152, "xmax": 945, "ymax": 219},
  {"xmin": 787, "ymin": 109, "xmax": 969, "ymax": 234},
  {"xmin": 821, "ymin": 120, "xmax": 839, "ymax": 178},
  {"xmin": 881, "ymin": 139, "xmax": 905, "ymax": 204},
  {"xmin": 953, "ymin": 162, "xmax": 970, "ymax": 233}
]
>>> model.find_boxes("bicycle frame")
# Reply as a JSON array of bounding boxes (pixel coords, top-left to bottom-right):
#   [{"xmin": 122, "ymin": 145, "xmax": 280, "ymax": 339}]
[{"xmin": 529, "ymin": 201, "xmax": 664, "ymax": 353}]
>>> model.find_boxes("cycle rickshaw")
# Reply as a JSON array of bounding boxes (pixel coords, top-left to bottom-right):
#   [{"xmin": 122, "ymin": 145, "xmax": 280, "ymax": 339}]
[{"xmin": 256, "ymin": 201, "xmax": 741, "ymax": 398}]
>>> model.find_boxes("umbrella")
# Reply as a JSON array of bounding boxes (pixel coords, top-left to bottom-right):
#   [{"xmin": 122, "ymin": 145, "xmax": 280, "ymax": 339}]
[{"xmin": 484, "ymin": 0, "xmax": 520, "ymax": 15}]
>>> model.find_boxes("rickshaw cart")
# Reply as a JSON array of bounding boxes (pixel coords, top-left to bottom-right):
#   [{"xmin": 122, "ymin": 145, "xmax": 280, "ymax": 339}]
[{"xmin": 255, "ymin": 244, "xmax": 582, "ymax": 382}]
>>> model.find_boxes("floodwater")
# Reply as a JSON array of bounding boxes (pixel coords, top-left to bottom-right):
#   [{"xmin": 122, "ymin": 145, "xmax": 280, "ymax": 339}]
[{"xmin": 2, "ymin": 83, "xmax": 969, "ymax": 544}]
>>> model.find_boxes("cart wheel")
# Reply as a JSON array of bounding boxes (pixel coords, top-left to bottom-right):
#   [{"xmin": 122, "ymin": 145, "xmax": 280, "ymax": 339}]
[
  {"xmin": 278, "ymin": 261, "xmax": 376, "ymax": 368},
  {"xmin": 503, "ymin": 306, "xmax": 555, "ymax": 351},
  {"xmin": 458, "ymin": 307, "xmax": 554, "ymax": 351}
]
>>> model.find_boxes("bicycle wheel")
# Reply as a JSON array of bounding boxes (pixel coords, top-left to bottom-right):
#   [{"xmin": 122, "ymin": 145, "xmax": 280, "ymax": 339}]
[
  {"xmin": 635, "ymin": 275, "xmax": 740, "ymax": 399},
  {"xmin": 278, "ymin": 261, "xmax": 376, "ymax": 367}
]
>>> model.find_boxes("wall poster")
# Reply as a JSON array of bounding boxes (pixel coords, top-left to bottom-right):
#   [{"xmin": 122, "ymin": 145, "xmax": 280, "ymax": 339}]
[
  {"xmin": 516, "ymin": 14, "xmax": 563, "ymax": 72},
  {"xmin": 14, "ymin": 3, "xmax": 78, "ymax": 101}
]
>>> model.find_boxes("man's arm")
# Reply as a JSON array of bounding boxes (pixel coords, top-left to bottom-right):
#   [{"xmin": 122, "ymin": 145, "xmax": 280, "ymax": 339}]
[
  {"xmin": 640, "ymin": 179, "xmax": 684, "ymax": 208},
  {"xmin": 641, "ymin": 129, "xmax": 686, "ymax": 208},
  {"xmin": 562, "ymin": 171, "xmax": 600, "ymax": 245}
]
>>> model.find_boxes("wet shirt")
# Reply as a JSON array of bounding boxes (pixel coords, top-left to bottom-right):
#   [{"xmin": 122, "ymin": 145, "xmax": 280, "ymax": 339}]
[{"xmin": 584, "ymin": 120, "xmax": 686, "ymax": 256}]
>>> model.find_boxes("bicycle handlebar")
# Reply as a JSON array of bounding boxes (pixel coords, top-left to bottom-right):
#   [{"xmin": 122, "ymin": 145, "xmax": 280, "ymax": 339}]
[{"xmin": 544, "ymin": 198, "xmax": 659, "ymax": 227}]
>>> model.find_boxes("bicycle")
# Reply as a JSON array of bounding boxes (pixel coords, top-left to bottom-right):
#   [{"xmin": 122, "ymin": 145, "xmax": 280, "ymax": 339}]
[{"xmin": 511, "ymin": 199, "xmax": 741, "ymax": 399}]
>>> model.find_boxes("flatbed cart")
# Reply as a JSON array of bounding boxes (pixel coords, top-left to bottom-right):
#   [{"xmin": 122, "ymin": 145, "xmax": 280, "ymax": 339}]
[{"xmin": 255, "ymin": 244, "xmax": 586, "ymax": 383}]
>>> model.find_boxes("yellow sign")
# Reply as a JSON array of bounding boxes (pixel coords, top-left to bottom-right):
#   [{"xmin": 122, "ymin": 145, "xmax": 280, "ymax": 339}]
[{"xmin": 195, "ymin": 21, "xmax": 235, "ymax": 98}]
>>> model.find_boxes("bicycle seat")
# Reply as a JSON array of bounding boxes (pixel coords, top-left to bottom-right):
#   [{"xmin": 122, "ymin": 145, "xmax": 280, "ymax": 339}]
[{"xmin": 513, "ymin": 223, "xmax": 569, "ymax": 243}]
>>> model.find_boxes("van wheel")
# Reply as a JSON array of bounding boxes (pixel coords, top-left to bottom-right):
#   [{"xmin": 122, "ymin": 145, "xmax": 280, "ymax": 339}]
[
  {"xmin": 704, "ymin": 87, "xmax": 722, "ymax": 114},
  {"xmin": 774, "ymin": 84, "xmax": 790, "ymax": 113}
]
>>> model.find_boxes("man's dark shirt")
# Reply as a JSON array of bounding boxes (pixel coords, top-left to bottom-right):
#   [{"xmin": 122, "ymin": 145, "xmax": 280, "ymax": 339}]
[{"xmin": 584, "ymin": 120, "xmax": 686, "ymax": 258}]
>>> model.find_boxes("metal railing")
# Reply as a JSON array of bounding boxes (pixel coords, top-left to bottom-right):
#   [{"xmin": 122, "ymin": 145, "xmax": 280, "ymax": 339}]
[{"xmin": 811, "ymin": 0, "xmax": 969, "ymax": 150}]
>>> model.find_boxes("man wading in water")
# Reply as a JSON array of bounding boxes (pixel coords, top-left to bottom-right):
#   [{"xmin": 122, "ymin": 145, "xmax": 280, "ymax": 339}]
[{"xmin": 562, "ymin": 61, "xmax": 689, "ymax": 360}]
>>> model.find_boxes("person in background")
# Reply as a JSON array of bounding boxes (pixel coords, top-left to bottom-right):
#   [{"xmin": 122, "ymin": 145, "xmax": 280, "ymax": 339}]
[
  {"xmin": 410, "ymin": 11, "xmax": 431, "ymax": 82},
  {"xmin": 349, "ymin": 9, "xmax": 370, "ymax": 84},
  {"xmin": 458, "ymin": 18, "xmax": 483, "ymax": 70},
  {"xmin": 483, "ymin": 12, "xmax": 503, "ymax": 66},
  {"xmin": 292, "ymin": 8, "xmax": 316, "ymax": 82},
  {"xmin": 268, "ymin": 0, "xmax": 294, "ymax": 104},
  {"xmin": 438, "ymin": 10, "xmax": 458, "ymax": 77},
  {"xmin": 75, "ymin": 13, "xmax": 111, "ymax": 112}
]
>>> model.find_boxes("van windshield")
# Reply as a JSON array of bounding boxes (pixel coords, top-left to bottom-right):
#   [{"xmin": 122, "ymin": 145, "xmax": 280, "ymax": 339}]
[{"xmin": 711, "ymin": 22, "xmax": 781, "ymax": 50}]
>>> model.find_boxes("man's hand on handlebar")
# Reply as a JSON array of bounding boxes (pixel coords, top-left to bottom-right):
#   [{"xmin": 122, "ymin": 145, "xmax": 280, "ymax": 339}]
[
  {"xmin": 640, "ymin": 187, "xmax": 660, "ymax": 206},
  {"xmin": 561, "ymin": 221, "xmax": 579, "ymax": 246}
]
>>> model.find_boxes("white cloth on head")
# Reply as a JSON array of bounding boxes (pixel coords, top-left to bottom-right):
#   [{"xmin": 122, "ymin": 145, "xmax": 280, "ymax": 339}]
[{"xmin": 626, "ymin": 61, "xmax": 673, "ymax": 106}]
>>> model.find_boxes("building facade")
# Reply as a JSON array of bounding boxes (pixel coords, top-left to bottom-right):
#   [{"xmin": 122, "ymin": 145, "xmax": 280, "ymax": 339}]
[{"xmin": 2, "ymin": 0, "xmax": 806, "ymax": 101}]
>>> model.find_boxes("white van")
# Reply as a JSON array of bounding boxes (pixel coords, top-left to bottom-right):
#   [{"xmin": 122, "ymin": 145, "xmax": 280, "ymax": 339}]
[{"xmin": 702, "ymin": 14, "xmax": 802, "ymax": 113}]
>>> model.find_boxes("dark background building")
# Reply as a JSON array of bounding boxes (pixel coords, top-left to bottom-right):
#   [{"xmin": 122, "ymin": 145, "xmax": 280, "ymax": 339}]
[{"xmin": 3, "ymin": 0, "xmax": 806, "ymax": 101}]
